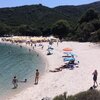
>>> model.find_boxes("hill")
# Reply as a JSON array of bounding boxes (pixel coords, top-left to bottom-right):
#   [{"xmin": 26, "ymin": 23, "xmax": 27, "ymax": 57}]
[
  {"xmin": 0, "ymin": 1, "xmax": 100, "ymax": 41},
  {"xmin": 0, "ymin": 4, "xmax": 67, "ymax": 27},
  {"xmin": 54, "ymin": 1, "xmax": 100, "ymax": 25},
  {"xmin": 0, "ymin": 1, "xmax": 100, "ymax": 27}
]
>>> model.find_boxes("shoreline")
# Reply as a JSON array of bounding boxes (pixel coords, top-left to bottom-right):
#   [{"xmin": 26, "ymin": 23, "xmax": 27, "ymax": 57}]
[
  {"xmin": 0, "ymin": 39, "xmax": 49, "ymax": 100},
  {"xmin": 0, "ymin": 38, "xmax": 100, "ymax": 100}
]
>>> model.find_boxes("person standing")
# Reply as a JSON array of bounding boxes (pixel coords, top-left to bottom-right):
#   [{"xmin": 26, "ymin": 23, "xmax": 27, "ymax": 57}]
[
  {"xmin": 12, "ymin": 76, "xmax": 18, "ymax": 89},
  {"xmin": 57, "ymin": 39, "xmax": 59, "ymax": 47},
  {"xmin": 92, "ymin": 70, "xmax": 98, "ymax": 87},
  {"xmin": 35, "ymin": 69, "xmax": 39, "ymax": 85}
]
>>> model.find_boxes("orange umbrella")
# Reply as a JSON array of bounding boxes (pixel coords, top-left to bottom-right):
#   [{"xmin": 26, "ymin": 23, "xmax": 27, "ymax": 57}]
[{"xmin": 63, "ymin": 48, "xmax": 72, "ymax": 51}]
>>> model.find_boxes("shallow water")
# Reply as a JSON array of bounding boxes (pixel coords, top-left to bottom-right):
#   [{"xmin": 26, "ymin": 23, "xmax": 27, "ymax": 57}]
[{"xmin": 0, "ymin": 43, "xmax": 45, "ymax": 99}]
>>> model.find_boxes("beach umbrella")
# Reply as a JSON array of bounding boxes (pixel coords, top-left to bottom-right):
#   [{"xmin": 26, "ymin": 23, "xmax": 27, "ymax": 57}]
[
  {"xmin": 63, "ymin": 52, "xmax": 72, "ymax": 56},
  {"xmin": 63, "ymin": 48, "xmax": 72, "ymax": 51},
  {"xmin": 70, "ymin": 52, "xmax": 77, "ymax": 57},
  {"xmin": 64, "ymin": 57, "xmax": 75, "ymax": 62},
  {"xmin": 63, "ymin": 52, "xmax": 71, "ymax": 54},
  {"xmin": 63, "ymin": 52, "xmax": 77, "ymax": 57},
  {"xmin": 48, "ymin": 45, "xmax": 54, "ymax": 50},
  {"xmin": 47, "ymin": 48, "xmax": 53, "ymax": 55},
  {"xmin": 47, "ymin": 48, "xmax": 52, "ymax": 51}
]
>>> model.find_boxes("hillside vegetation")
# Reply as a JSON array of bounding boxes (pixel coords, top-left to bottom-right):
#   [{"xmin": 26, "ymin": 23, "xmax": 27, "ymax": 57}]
[
  {"xmin": 53, "ymin": 90, "xmax": 100, "ymax": 100},
  {"xmin": 0, "ymin": 1, "xmax": 100, "ymax": 41}
]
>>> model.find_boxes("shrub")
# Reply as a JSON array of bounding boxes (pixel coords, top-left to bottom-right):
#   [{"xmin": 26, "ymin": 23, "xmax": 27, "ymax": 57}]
[{"xmin": 53, "ymin": 90, "xmax": 100, "ymax": 100}]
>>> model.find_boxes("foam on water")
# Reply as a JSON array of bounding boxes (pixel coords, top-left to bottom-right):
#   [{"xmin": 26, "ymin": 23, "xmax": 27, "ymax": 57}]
[{"xmin": 0, "ymin": 43, "xmax": 45, "ymax": 99}]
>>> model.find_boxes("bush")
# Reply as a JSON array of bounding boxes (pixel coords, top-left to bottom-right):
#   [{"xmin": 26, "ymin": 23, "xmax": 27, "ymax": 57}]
[{"xmin": 53, "ymin": 90, "xmax": 100, "ymax": 100}]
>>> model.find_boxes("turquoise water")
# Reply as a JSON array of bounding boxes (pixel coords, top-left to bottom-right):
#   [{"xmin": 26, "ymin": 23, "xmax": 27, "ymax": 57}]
[{"xmin": 0, "ymin": 43, "xmax": 45, "ymax": 99}]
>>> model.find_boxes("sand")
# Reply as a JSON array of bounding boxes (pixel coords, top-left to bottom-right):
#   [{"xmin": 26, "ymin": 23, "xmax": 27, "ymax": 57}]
[{"xmin": 3, "ymin": 40, "xmax": 100, "ymax": 100}]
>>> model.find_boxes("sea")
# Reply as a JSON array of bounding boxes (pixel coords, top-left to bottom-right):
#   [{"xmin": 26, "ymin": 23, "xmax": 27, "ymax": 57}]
[{"xmin": 0, "ymin": 43, "xmax": 46, "ymax": 99}]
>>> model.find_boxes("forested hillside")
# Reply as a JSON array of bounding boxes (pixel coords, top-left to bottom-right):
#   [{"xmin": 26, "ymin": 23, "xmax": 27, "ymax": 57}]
[{"xmin": 0, "ymin": 1, "xmax": 100, "ymax": 41}]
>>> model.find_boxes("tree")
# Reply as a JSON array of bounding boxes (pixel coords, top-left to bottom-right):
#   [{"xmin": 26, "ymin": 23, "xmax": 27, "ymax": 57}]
[
  {"xmin": 79, "ymin": 9, "xmax": 99, "ymax": 24},
  {"xmin": 0, "ymin": 23, "xmax": 11, "ymax": 36},
  {"xmin": 51, "ymin": 20, "xmax": 71, "ymax": 39},
  {"xmin": 18, "ymin": 25, "xmax": 42, "ymax": 36},
  {"xmin": 42, "ymin": 27, "xmax": 51, "ymax": 37},
  {"xmin": 75, "ymin": 9, "xmax": 100, "ymax": 42}
]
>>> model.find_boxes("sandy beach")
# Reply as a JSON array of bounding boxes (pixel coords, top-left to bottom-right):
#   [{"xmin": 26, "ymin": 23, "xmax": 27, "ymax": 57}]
[{"xmin": 2, "ymin": 40, "xmax": 100, "ymax": 100}]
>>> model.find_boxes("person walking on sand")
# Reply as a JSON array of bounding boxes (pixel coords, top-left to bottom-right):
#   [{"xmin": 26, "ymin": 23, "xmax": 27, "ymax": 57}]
[
  {"xmin": 35, "ymin": 69, "xmax": 39, "ymax": 85},
  {"xmin": 92, "ymin": 70, "xmax": 98, "ymax": 87},
  {"xmin": 12, "ymin": 76, "xmax": 18, "ymax": 89}
]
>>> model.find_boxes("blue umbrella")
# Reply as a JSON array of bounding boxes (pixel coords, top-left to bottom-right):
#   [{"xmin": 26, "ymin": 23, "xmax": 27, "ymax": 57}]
[
  {"xmin": 63, "ymin": 52, "xmax": 72, "ymax": 56},
  {"xmin": 63, "ymin": 52, "xmax": 71, "ymax": 54},
  {"xmin": 63, "ymin": 52, "xmax": 77, "ymax": 57},
  {"xmin": 63, "ymin": 57, "xmax": 75, "ymax": 62},
  {"xmin": 47, "ymin": 49, "xmax": 52, "ymax": 52},
  {"xmin": 47, "ymin": 48, "xmax": 53, "ymax": 51},
  {"xmin": 70, "ymin": 52, "xmax": 77, "ymax": 57}
]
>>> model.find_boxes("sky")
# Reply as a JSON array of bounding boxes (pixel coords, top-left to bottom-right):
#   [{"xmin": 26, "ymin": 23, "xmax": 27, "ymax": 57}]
[{"xmin": 0, "ymin": 0, "xmax": 99, "ymax": 8}]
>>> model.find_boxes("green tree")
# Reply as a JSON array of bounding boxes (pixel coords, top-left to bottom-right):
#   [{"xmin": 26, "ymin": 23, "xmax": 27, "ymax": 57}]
[
  {"xmin": 42, "ymin": 27, "xmax": 51, "ymax": 37},
  {"xmin": 51, "ymin": 20, "xmax": 71, "ymax": 39},
  {"xmin": 75, "ymin": 9, "xmax": 100, "ymax": 42},
  {"xmin": 0, "ymin": 23, "xmax": 11, "ymax": 36},
  {"xmin": 18, "ymin": 25, "xmax": 42, "ymax": 36},
  {"xmin": 79, "ymin": 9, "xmax": 99, "ymax": 24}
]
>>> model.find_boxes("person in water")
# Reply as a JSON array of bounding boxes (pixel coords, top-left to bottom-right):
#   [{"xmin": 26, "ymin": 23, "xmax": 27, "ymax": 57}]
[
  {"xmin": 35, "ymin": 69, "xmax": 39, "ymax": 84},
  {"xmin": 92, "ymin": 70, "xmax": 98, "ymax": 87},
  {"xmin": 12, "ymin": 76, "xmax": 18, "ymax": 89}
]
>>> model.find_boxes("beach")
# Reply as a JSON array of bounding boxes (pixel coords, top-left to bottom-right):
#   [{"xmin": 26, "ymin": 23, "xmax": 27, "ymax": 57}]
[{"xmin": 2, "ymin": 40, "xmax": 100, "ymax": 100}]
